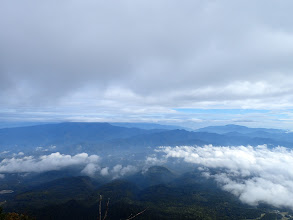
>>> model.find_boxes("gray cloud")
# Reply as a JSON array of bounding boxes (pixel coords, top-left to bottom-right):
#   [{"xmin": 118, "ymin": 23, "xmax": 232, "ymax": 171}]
[
  {"xmin": 155, "ymin": 145, "xmax": 293, "ymax": 210},
  {"xmin": 1, "ymin": 1, "xmax": 293, "ymax": 127}
]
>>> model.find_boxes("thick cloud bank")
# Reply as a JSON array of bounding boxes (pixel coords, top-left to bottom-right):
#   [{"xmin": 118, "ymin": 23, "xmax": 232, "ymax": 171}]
[
  {"xmin": 156, "ymin": 145, "xmax": 293, "ymax": 210},
  {"xmin": 0, "ymin": 152, "xmax": 100, "ymax": 173}
]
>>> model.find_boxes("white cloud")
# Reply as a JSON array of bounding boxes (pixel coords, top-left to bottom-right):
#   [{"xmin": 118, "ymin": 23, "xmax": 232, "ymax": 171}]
[
  {"xmin": 120, "ymin": 165, "xmax": 138, "ymax": 176},
  {"xmin": 100, "ymin": 167, "xmax": 109, "ymax": 176},
  {"xmin": 99, "ymin": 164, "xmax": 138, "ymax": 178},
  {"xmin": 0, "ymin": 152, "xmax": 138, "ymax": 179},
  {"xmin": 145, "ymin": 155, "xmax": 167, "ymax": 168},
  {"xmin": 112, "ymin": 165, "xmax": 122, "ymax": 173},
  {"xmin": 156, "ymin": 145, "xmax": 293, "ymax": 210},
  {"xmin": 111, "ymin": 164, "xmax": 138, "ymax": 179},
  {"xmin": 0, "ymin": 152, "xmax": 100, "ymax": 174},
  {"xmin": 81, "ymin": 163, "xmax": 101, "ymax": 177},
  {"xmin": 0, "ymin": 151, "xmax": 9, "ymax": 155}
]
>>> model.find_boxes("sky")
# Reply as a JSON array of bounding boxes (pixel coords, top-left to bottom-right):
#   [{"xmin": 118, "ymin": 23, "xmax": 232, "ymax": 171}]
[{"xmin": 1, "ymin": 0, "xmax": 293, "ymax": 129}]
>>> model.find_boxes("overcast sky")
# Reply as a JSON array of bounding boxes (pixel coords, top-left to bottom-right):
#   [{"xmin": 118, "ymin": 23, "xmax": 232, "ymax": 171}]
[{"xmin": 1, "ymin": 0, "xmax": 293, "ymax": 129}]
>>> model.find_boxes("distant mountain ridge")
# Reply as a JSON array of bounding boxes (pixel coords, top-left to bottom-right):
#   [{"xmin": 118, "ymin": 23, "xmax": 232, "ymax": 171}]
[
  {"xmin": 0, "ymin": 122, "xmax": 162, "ymax": 150},
  {"xmin": 1, "ymin": 123, "xmax": 293, "ymax": 154},
  {"xmin": 110, "ymin": 122, "xmax": 191, "ymax": 130},
  {"xmin": 196, "ymin": 124, "xmax": 286, "ymax": 134},
  {"xmin": 102, "ymin": 129, "xmax": 293, "ymax": 150}
]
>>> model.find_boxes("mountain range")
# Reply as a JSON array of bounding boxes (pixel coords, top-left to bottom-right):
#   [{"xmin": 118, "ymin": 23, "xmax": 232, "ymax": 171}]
[
  {"xmin": 0, "ymin": 122, "xmax": 292, "ymax": 219},
  {"xmin": 0, "ymin": 122, "xmax": 293, "ymax": 154}
]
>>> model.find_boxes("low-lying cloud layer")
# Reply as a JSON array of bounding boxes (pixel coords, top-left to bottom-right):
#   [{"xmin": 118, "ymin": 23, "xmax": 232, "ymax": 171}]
[
  {"xmin": 81, "ymin": 163, "xmax": 137, "ymax": 179},
  {"xmin": 0, "ymin": 152, "xmax": 100, "ymax": 173},
  {"xmin": 155, "ymin": 145, "xmax": 293, "ymax": 210},
  {"xmin": 0, "ymin": 152, "xmax": 138, "ymax": 180},
  {"xmin": 99, "ymin": 164, "xmax": 138, "ymax": 179}
]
